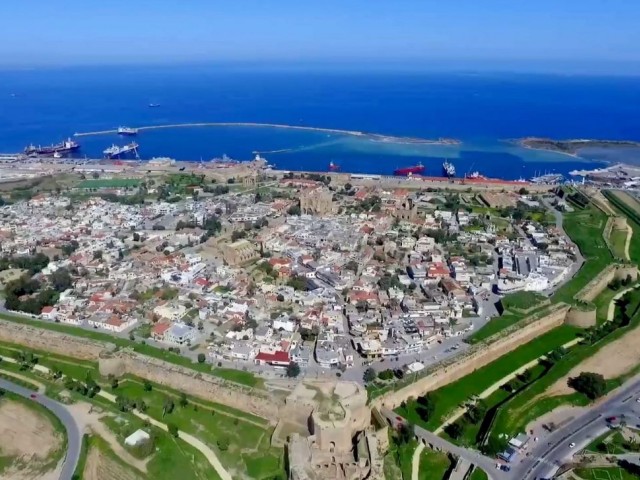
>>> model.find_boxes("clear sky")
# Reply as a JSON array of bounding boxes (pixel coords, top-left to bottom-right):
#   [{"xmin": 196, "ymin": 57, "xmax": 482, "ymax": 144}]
[{"xmin": 1, "ymin": 0, "xmax": 639, "ymax": 73}]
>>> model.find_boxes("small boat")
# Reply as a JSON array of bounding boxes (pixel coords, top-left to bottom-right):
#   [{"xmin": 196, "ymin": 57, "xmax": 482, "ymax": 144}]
[
  {"xmin": 442, "ymin": 161, "xmax": 456, "ymax": 178},
  {"xmin": 148, "ymin": 103, "xmax": 160, "ymax": 108},
  {"xmin": 328, "ymin": 161, "xmax": 340, "ymax": 172}
]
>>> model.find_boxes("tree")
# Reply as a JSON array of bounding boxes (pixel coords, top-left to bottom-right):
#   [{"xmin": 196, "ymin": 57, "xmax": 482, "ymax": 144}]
[
  {"xmin": 416, "ymin": 393, "xmax": 437, "ymax": 422},
  {"xmin": 197, "ymin": 353, "xmax": 206, "ymax": 364},
  {"xmin": 50, "ymin": 267, "xmax": 72, "ymax": 292},
  {"xmin": 179, "ymin": 392, "xmax": 188, "ymax": 407},
  {"xmin": 344, "ymin": 260, "xmax": 359, "ymax": 274},
  {"xmin": 167, "ymin": 423, "xmax": 179, "ymax": 437},
  {"xmin": 444, "ymin": 421, "xmax": 464, "ymax": 440},
  {"xmin": 344, "ymin": 183, "xmax": 353, "ymax": 191},
  {"xmin": 465, "ymin": 400, "xmax": 488, "ymax": 425},
  {"xmin": 567, "ymin": 372, "xmax": 607, "ymax": 400},
  {"xmin": 162, "ymin": 397, "xmax": 175, "ymax": 416},
  {"xmin": 395, "ymin": 423, "xmax": 414, "ymax": 445},
  {"xmin": 286, "ymin": 362, "xmax": 301, "ymax": 378},
  {"xmin": 363, "ymin": 367, "xmax": 376, "ymax": 383},
  {"xmin": 143, "ymin": 380, "xmax": 152, "ymax": 392},
  {"xmin": 93, "ymin": 250, "xmax": 103, "ymax": 261}
]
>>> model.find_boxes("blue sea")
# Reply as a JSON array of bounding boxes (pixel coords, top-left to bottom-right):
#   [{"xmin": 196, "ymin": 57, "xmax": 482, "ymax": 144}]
[{"xmin": 1, "ymin": 66, "xmax": 639, "ymax": 180}]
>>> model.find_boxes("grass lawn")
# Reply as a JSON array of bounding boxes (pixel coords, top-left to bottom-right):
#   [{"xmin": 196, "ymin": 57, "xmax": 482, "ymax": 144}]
[
  {"xmin": 111, "ymin": 379, "xmax": 280, "ymax": 477},
  {"xmin": 585, "ymin": 430, "xmax": 629, "ymax": 455},
  {"xmin": 0, "ymin": 311, "xmax": 262, "ymax": 389},
  {"xmin": 501, "ymin": 291, "xmax": 548, "ymax": 311},
  {"xmin": 488, "ymin": 290, "xmax": 640, "ymax": 441},
  {"xmin": 469, "ymin": 467, "xmax": 489, "ymax": 480},
  {"xmin": 77, "ymin": 178, "xmax": 140, "ymax": 189},
  {"xmin": 604, "ymin": 190, "xmax": 640, "ymax": 265},
  {"xmin": 212, "ymin": 367, "xmax": 263, "ymax": 388},
  {"xmin": 610, "ymin": 228, "xmax": 629, "ymax": 260},
  {"xmin": 552, "ymin": 206, "xmax": 613, "ymax": 304},
  {"xmin": 396, "ymin": 325, "xmax": 580, "ymax": 430},
  {"xmin": 574, "ymin": 467, "xmax": 639, "ymax": 480},
  {"xmin": 101, "ymin": 416, "xmax": 221, "ymax": 480},
  {"xmin": 418, "ymin": 448, "xmax": 452, "ymax": 480}
]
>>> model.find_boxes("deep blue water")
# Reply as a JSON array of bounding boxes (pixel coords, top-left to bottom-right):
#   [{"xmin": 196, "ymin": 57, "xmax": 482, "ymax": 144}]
[{"xmin": 1, "ymin": 66, "xmax": 639, "ymax": 179}]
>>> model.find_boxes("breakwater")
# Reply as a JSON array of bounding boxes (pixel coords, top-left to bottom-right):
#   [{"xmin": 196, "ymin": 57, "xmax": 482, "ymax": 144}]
[{"xmin": 73, "ymin": 122, "xmax": 460, "ymax": 146}]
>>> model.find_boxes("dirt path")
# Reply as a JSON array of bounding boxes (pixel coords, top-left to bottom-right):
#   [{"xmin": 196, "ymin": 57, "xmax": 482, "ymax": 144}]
[
  {"xmin": 624, "ymin": 222, "xmax": 633, "ymax": 261},
  {"xmin": 97, "ymin": 390, "xmax": 233, "ymax": 480},
  {"xmin": 66, "ymin": 402, "xmax": 150, "ymax": 473},
  {"xmin": 411, "ymin": 442, "xmax": 425, "ymax": 480}
]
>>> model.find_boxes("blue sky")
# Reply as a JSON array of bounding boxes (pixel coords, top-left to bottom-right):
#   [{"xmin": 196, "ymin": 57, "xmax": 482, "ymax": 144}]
[{"xmin": 1, "ymin": 0, "xmax": 639, "ymax": 72}]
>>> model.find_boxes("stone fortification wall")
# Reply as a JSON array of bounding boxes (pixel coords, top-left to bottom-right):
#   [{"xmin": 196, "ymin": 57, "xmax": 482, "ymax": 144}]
[
  {"xmin": 0, "ymin": 319, "xmax": 110, "ymax": 359},
  {"xmin": 565, "ymin": 306, "xmax": 597, "ymax": 328},
  {"xmin": 99, "ymin": 351, "xmax": 278, "ymax": 421},
  {"xmin": 373, "ymin": 304, "xmax": 570, "ymax": 409},
  {"xmin": 575, "ymin": 264, "xmax": 639, "ymax": 303},
  {"xmin": 0, "ymin": 319, "xmax": 277, "ymax": 421}
]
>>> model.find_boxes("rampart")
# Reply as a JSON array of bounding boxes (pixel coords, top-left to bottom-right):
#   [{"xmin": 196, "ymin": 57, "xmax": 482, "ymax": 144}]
[
  {"xmin": 99, "ymin": 351, "xmax": 278, "ymax": 420},
  {"xmin": 0, "ymin": 319, "xmax": 111, "ymax": 359},
  {"xmin": 565, "ymin": 305, "xmax": 597, "ymax": 328},
  {"xmin": 372, "ymin": 304, "xmax": 570, "ymax": 409},
  {"xmin": 575, "ymin": 264, "xmax": 639, "ymax": 303},
  {"xmin": 0, "ymin": 318, "xmax": 278, "ymax": 421}
]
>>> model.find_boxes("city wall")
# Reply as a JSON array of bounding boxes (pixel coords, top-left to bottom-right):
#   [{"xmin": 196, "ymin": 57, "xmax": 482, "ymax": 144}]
[
  {"xmin": 372, "ymin": 305, "xmax": 570, "ymax": 409},
  {"xmin": 564, "ymin": 306, "xmax": 597, "ymax": 328},
  {"xmin": 575, "ymin": 264, "xmax": 639, "ymax": 303},
  {"xmin": 0, "ymin": 319, "xmax": 278, "ymax": 421},
  {"xmin": 0, "ymin": 319, "xmax": 110, "ymax": 359},
  {"xmin": 99, "ymin": 351, "xmax": 278, "ymax": 420}
]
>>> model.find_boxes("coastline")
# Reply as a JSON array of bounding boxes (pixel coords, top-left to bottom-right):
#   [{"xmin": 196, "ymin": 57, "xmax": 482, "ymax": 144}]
[{"xmin": 510, "ymin": 137, "xmax": 640, "ymax": 159}]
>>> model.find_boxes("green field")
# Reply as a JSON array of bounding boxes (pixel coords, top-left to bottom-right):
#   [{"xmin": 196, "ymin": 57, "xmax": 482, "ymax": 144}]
[
  {"xmin": 501, "ymin": 291, "xmax": 548, "ymax": 311},
  {"xmin": 574, "ymin": 467, "xmax": 639, "ymax": 480},
  {"xmin": 469, "ymin": 467, "xmax": 489, "ymax": 480},
  {"xmin": 418, "ymin": 448, "xmax": 452, "ymax": 480},
  {"xmin": 0, "ymin": 347, "xmax": 280, "ymax": 480},
  {"xmin": 604, "ymin": 190, "xmax": 640, "ymax": 265},
  {"xmin": 488, "ymin": 288, "xmax": 640, "ymax": 443},
  {"xmin": 396, "ymin": 325, "xmax": 579, "ymax": 430},
  {"xmin": 609, "ymin": 228, "xmax": 629, "ymax": 260},
  {"xmin": 552, "ymin": 206, "xmax": 613, "ymax": 304},
  {"xmin": 78, "ymin": 178, "xmax": 141, "ymax": 189}
]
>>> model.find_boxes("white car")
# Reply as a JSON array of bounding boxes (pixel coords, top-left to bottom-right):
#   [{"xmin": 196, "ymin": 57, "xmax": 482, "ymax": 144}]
[
  {"xmin": 569, "ymin": 442, "xmax": 576, "ymax": 448},
  {"xmin": 636, "ymin": 397, "xmax": 640, "ymax": 403}
]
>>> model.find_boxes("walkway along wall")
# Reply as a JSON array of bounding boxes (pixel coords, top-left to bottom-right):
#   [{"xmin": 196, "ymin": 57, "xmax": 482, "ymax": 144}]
[
  {"xmin": 0, "ymin": 319, "xmax": 278, "ymax": 421},
  {"xmin": 372, "ymin": 304, "xmax": 570, "ymax": 410}
]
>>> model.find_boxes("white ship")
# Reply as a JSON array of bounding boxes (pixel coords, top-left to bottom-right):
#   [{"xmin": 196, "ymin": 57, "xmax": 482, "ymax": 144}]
[
  {"xmin": 117, "ymin": 126, "xmax": 138, "ymax": 136},
  {"xmin": 103, "ymin": 142, "xmax": 139, "ymax": 158}
]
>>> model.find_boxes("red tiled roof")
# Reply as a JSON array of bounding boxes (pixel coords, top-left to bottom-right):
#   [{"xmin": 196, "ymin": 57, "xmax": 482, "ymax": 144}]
[{"xmin": 255, "ymin": 350, "xmax": 290, "ymax": 363}]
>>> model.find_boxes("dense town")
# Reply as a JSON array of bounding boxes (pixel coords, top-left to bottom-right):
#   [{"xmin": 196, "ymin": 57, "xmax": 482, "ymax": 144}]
[{"xmin": 0, "ymin": 168, "xmax": 580, "ymax": 387}]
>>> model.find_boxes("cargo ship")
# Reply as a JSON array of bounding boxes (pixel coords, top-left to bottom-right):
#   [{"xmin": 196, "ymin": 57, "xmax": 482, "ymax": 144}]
[
  {"xmin": 442, "ymin": 161, "xmax": 456, "ymax": 177},
  {"xmin": 103, "ymin": 142, "xmax": 139, "ymax": 159},
  {"xmin": 530, "ymin": 173, "xmax": 563, "ymax": 184},
  {"xmin": 24, "ymin": 138, "xmax": 80, "ymax": 156},
  {"xmin": 393, "ymin": 162, "xmax": 425, "ymax": 176},
  {"xmin": 328, "ymin": 161, "xmax": 340, "ymax": 171},
  {"xmin": 117, "ymin": 126, "xmax": 138, "ymax": 136}
]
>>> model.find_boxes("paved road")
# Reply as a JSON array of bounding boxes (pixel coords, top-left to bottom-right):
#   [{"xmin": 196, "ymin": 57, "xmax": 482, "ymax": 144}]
[
  {"xmin": 522, "ymin": 374, "xmax": 640, "ymax": 480},
  {"xmin": 384, "ymin": 374, "xmax": 640, "ymax": 480},
  {"xmin": 0, "ymin": 378, "xmax": 82, "ymax": 480}
]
